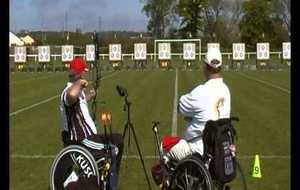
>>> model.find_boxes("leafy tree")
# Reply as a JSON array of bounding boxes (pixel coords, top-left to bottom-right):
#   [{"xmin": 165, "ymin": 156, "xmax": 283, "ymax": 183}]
[
  {"xmin": 176, "ymin": 0, "xmax": 208, "ymax": 38},
  {"xmin": 271, "ymin": 0, "xmax": 290, "ymax": 34},
  {"xmin": 239, "ymin": 0, "xmax": 274, "ymax": 50},
  {"xmin": 202, "ymin": 0, "xmax": 243, "ymax": 49},
  {"xmin": 142, "ymin": 0, "xmax": 175, "ymax": 38}
]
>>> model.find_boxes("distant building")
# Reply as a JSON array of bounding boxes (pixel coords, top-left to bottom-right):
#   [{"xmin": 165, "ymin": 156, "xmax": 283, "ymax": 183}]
[
  {"xmin": 20, "ymin": 35, "xmax": 35, "ymax": 45},
  {"xmin": 9, "ymin": 32, "xmax": 24, "ymax": 47}
]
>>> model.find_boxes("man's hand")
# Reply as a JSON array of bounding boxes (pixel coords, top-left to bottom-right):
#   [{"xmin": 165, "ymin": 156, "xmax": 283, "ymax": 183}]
[
  {"xmin": 183, "ymin": 116, "xmax": 193, "ymax": 122},
  {"xmin": 79, "ymin": 79, "xmax": 89, "ymax": 88}
]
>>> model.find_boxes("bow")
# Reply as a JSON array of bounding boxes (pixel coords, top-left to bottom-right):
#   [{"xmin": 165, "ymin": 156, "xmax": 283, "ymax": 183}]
[{"xmin": 91, "ymin": 31, "xmax": 101, "ymax": 122}]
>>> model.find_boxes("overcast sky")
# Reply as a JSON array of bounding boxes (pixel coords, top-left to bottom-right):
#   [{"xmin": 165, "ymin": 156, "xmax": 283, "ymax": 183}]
[{"xmin": 10, "ymin": 0, "xmax": 149, "ymax": 32}]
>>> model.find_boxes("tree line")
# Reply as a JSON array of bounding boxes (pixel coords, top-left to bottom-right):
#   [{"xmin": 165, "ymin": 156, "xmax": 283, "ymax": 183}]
[
  {"xmin": 15, "ymin": 0, "xmax": 290, "ymax": 52},
  {"xmin": 142, "ymin": 0, "xmax": 290, "ymax": 50}
]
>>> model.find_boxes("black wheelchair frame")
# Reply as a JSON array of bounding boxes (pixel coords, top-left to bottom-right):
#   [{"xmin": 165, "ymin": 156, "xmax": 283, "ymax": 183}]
[{"xmin": 151, "ymin": 121, "xmax": 247, "ymax": 190}]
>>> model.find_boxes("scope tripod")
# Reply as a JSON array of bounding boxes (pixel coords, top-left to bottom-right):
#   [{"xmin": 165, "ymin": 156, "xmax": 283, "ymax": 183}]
[{"xmin": 116, "ymin": 85, "xmax": 152, "ymax": 190}]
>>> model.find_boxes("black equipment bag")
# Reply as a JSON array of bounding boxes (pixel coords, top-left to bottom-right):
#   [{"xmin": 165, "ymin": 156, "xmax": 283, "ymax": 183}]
[{"xmin": 203, "ymin": 117, "xmax": 238, "ymax": 183}]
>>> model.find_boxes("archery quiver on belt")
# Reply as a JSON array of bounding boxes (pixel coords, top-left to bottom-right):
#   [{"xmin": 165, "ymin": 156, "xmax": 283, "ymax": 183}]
[{"xmin": 203, "ymin": 117, "xmax": 239, "ymax": 183}]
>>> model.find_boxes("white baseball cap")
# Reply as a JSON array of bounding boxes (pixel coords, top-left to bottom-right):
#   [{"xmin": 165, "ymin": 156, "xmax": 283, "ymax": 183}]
[{"xmin": 203, "ymin": 47, "xmax": 222, "ymax": 68}]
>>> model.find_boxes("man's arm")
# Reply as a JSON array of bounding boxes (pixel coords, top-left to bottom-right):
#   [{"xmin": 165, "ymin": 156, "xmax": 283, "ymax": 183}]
[
  {"xmin": 178, "ymin": 87, "xmax": 202, "ymax": 117},
  {"xmin": 66, "ymin": 79, "xmax": 88, "ymax": 106}
]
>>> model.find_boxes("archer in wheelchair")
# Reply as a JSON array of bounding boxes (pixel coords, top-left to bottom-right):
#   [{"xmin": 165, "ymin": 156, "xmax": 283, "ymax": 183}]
[
  {"xmin": 150, "ymin": 48, "xmax": 246, "ymax": 190},
  {"xmin": 49, "ymin": 58, "xmax": 124, "ymax": 190}
]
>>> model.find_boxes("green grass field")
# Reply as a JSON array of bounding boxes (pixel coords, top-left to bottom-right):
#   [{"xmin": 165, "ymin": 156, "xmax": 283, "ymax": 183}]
[{"xmin": 10, "ymin": 67, "xmax": 290, "ymax": 190}]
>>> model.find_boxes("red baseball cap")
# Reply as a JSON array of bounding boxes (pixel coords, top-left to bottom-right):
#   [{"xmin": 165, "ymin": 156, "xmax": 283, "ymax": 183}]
[{"xmin": 69, "ymin": 58, "xmax": 89, "ymax": 74}]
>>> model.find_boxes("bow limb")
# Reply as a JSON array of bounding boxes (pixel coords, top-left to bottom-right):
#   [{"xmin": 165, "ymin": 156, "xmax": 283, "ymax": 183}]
[{"xmin": 91, "ymin": 31, "xmax": 100, "ymax": 122}]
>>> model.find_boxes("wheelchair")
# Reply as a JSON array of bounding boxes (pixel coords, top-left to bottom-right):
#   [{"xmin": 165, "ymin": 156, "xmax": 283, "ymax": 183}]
[
  {"xmin": 49, "ymin": 143, "xmax": 113, "ymax": 190},
  {"xmin": 151, "ymin": 121, "xmax": 247, "ymax": 190}
]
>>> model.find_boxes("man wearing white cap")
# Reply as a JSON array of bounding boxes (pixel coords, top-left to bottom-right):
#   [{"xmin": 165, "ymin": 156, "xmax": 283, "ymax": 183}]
[{"xmin": 161, "ymin": 47, "xmax": 231, "ymax": 161}]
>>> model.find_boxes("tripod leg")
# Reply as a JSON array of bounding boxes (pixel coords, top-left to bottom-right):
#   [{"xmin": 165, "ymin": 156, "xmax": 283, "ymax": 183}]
[
  {"xmin": 129, "ymin": 123, "xmax": 152, "ymax": 190},
  {"xmin": 122, "ymin": 124, "xmax": 129, "ymax": 169}
]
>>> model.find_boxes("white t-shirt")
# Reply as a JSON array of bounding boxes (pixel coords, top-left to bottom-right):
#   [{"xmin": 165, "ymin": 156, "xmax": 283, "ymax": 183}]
[
  {"xmin": 60, "ymin": 82, "xmax": 97, "ymax": 141},
  {"xmin": 178, "ymin": 78, "xmax": 231, "ymax": 140}
]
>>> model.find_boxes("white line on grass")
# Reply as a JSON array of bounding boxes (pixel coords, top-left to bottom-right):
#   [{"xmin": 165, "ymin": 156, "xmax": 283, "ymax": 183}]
[
  {"xmin": 171, "ymin": 69, "xmax": 178, "ymax": 136},
  {"xmin": 11, "ymin": 154, "xmax": 290, "ymax": 160},
  {"xmin": 235, "ymin": 72, "xmax": 290, "ymax": 94},
  {"xmin": 10, "ymin": 95, "xmax": 60, "ymax": 117},
  {"xmin": 9, "ymin": 71, "xmax": 123, "ymax": 117}
]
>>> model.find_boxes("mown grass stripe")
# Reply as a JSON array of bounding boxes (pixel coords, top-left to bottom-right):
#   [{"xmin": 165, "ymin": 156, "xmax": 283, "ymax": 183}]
[
  {"xmin": 235, "ymin": 72, "xmax": 290, "ymax": 94},
  {"xmin": 9, "ymin": 71, "xmax": 122, "ymax": 117},
  {"xmin": 10, "ymin": 74, "xmax": 64, "ymax": 85}
]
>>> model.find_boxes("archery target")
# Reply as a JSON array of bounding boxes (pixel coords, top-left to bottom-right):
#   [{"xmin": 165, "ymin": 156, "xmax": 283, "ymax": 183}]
[
  {"xmin": 183, "ymin": 43, "xmax": 196, "ymax": 60},
  {"xmin": 207, "ymin": 43, "xmax": 220, "ymax": 50},
  {"xmin": 109, "ymin": 44, "xmax": 122, "ymax": 61},
  {"xmin": 86, "ymin": 44, "xmax": 95, "ymax": 61},
  {"xmin": 14, "ymin": 46, "xmax": 26, "ymax": 63},
  {"xmin": 62, "ymin": 45, "xmax": 74, "ymax": 62},
  {"xmin": 15, "ymin": 46, "xmax": 26, "ymax": 63},
  {"xmin": 134, "ymin": 43, "xmax": 147, "ymax": 60},
  {"xmin": 158, "ymin": 43, "xmax": 171, "ymax": 60},
  {"xmin": 282, "ymin": 42, "xmax": 291, "ymax": 60},
  {"xmin": 232, "ymin": 43, "xmax": 245, "ymax": 60},
  {"xmin": 257, "ymin": 43, "xmax": 269, "ymax": 60},
  {"xmin": 38, "ymin": 46, "xmax": 50, "ymax": 62}
]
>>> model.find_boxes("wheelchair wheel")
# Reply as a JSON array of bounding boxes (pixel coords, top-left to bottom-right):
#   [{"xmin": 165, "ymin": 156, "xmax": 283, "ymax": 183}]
[
  {"xmin": 49, "ymin": 145, "xmax": 100, "ymax": 190},
  {"xmin": 170, "ymin": 156, "xmax": 214, "ymax": 190}
]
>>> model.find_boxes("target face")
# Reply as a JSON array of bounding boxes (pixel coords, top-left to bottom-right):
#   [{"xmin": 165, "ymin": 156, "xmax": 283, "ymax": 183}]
[
  {"xmin": 207, "ymin": 43, "xmax": 220, "ymax": 50},
  {"xmin": 158, "ymin": 43, "xmax": 171, "ymax": 60},
  {"xmin": 109, "ymin": 44, "xmax": 122, "ymax": 61},
  {"xmin": 257, "ymin": 43, "xmax": 269, "ymax": 60},
  {"xmin": 282, "ymin": 42, "xmax": 291, "ymax": 60},
  {"xmin": 14, "ymin": 46, "xmax": 26, "ymax": 63},
  {"xmin": 86, "ymin": 44, "xmax": 95, "ymax": 61},
  {"xmin": 183, "ymin": 43, "xmax": 196, "ymax": 60},
  {"xmin": 232, "ymin": 43, "xmax": 245, "ymax": 60},
  {"xmin": 62, "ymin": 45, "xmax": 74, "ymax": 62},
  {"xmin": 134, "ymin": 43, "xmax": 147, "ymax": 60},
  {"xmin": 38, "ymin": 46, "xmax": 50, "ymax": 62}
]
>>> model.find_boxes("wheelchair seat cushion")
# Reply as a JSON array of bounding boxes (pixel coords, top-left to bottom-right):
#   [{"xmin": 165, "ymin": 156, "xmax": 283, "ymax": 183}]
[{"xmin": 162, "ymin": 136, "xmax": 182, "ymax": 152}]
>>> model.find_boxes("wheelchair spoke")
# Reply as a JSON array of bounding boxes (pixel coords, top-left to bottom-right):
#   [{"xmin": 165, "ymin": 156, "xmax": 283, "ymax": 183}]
[
  {"xmin": 184, "ymin": 168, "xmax": 193, "ymax": 190},
  {"xmin": 170, "ymin": 158, "xmax": 214, "ymax": 190}
]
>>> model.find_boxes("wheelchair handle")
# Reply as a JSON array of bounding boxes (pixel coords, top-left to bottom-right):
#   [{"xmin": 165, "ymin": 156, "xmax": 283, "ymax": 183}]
[
  {"xmin": 152, "ymin": 121, "xmax": 160, "ymax": 133},
  {"xmin": 152, "ymin": 121, "xmax": 164, "ymax": 161}
]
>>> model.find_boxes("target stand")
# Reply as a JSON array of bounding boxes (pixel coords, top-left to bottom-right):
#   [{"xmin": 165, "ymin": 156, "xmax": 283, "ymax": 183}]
[
  {"xmin": 134, "ymin": 43, "xmax": 147, "ymax": 70},
  {"xmin": 15, "ymin": 63, "xmax": 25, "ymax": 72},
  {"xmin": 62, "ymin": 45, "xmax": 74, "ymax": 72},
  {"xmin": 183, "ymin": 43, "xmax": 196, "ymax": 70},
  {"xmin": 184, "ymin": 60, "xmax": 195, "ymax": 70},
  {"xmin": 109, "ymin": 44, "xmax": 122, "ymax": 71},
  {"xmin": 14, "ymin": 46, "xmax": 27, "ymax": 72},
  {"xmin": 37, "ymin": 46, "xmax": 51, "ymax": 72},
  {"xmin": 282, "ymin": 42, "xmax": 291, "ymax": 68},
  {"xmin": 158, "ymin": 43, "xmax": 172, "ymax": 70},
  {"xmin": 159, "ymin": 60, "xmax": 171, "ymax": 70},
  {"xmin": 85, "ymin": 44, "xmax": 96, "ymax": 73},
  {"xmin": 232, "ymin": 43, "xmax": 246, "ymax": 71},
  {"xmin": 256, "ymin": 43, "xmax": 270, "ymax": 71}
]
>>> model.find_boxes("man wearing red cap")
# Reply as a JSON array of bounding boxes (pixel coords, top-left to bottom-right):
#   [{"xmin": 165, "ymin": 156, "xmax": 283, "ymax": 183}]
[{"xmin": 59, "ymin": 58, "xmax": 123, "ymax": 190}]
